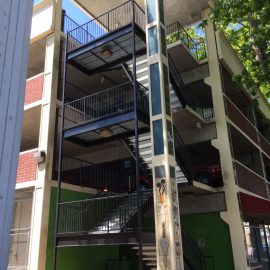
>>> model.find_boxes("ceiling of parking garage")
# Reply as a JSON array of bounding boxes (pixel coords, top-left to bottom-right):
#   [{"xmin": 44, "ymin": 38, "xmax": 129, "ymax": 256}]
[{"xmin": 74, "ymin": 0, "xmax": 209, "ymax": 26}]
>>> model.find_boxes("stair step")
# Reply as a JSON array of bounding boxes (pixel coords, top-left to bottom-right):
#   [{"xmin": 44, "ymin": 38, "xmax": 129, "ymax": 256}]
[
  {"xmin": 146, "ymin": 262, "xmax": 157, "ymax": 266},
  {"xmin": 142, "ymin": 257, "xmax": 157, "ymax": 261}
]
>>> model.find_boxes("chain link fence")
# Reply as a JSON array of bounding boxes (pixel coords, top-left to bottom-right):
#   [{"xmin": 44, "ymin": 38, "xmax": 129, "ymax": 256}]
[{"xmin": 8, "ymin": 190, "xmax": 33, "ymax": 270}]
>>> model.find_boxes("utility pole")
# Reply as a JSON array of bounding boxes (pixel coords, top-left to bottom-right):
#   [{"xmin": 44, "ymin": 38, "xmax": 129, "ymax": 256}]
[{"xmin": 0, "ymin": 1, "xmax": 33, "ymax": 269}]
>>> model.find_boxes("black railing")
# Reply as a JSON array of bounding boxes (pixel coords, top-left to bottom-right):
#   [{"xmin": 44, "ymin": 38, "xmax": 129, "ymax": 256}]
[
  {"xmin": 57, "ymin": 190, "xmax": 153, "ymax": 235},
  {"xmin": 106, "ymin": 260, "xmax": 132, "ymax": 270},
  {"xmin": 62, "ymin": 12, "xmax": 80, "ymax": 34},
  {"xmin": 58, "ymin": 80, "xmax": 89, "ymax": 102},
  {"xmin": 167, "ymin": 22, "xmax": 207, "ymax": 61},
  {"xmin": 64, "ymin": 82, "xmax": 149, "ymax": 129},
  {"xmin": 56, "ymin": 155, "xmax": 125, "ymax": 191},
  {"xmin": 173, "ymin": 128, "xmax": 193, "ymax": 182},
  {"xmin": 66, "ymin": 1, "xmax": 145, "ymax": 52},
  {"xmin": 182, "ymin": 229, "xmax": 215, "ymax": 270},
  {"xmin": 168, "ymin": 55, "xmax": 214, "ymax": 120}
]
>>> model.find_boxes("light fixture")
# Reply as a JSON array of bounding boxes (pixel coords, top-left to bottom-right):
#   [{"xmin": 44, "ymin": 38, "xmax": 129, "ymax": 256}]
[
  {"xmin": 33, "ymin": 151, "xmax": 46, "ymax": 163},
  {"xmin": 100, "ymin": 128, "xmax": 113, "ymax": 138},
  {"xmin": 100, "ymin": 48, "xmax": 113, "ymax": 58}
]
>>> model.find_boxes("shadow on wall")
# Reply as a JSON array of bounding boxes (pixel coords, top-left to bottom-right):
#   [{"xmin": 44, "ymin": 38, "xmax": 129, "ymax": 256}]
[{"xmin": 181, "ymin": 212, "xmax": 235, "ymax": 270}]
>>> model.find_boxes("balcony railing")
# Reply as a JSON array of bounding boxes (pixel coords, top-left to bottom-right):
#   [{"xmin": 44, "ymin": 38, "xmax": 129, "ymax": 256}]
[
  {"xmin": 234, "ymin": 160, "xmax": 268, "ymax": 199},
  {"xmin": 58, "ymin": 80, "xmax": 89, "ymax": 102},
  {"xmin": 61, "ymin": 12, "xmax": 80, "ymax": 34},
  {"xmin": 16, "ymin": 149, "xmax": 37, "ymax": 183},
  {"xmin": 258, "ymin": 132, "xmax": 270, "ymax": 158},
  {"xmin": 168, "ymin": 55, "xmax": 214, "ymax": 120},
  {"xmin": 167, "ymin": 22, "xmax": 207, "ymax": 61},
  {"xmin": 54, "ymin": 155, "xmax": 135, "ymax": 193},
  {"xmin": 25, "ymin": 73, "xmax": 44, "ymax": 106},
  {"xmin": 225, "ymin": 97, "xmax": 258, "ymax": 144},
  {"xmin": 64, "ymin": 82, "xmax": 149, "ymax": 130},
  {"xmin": 225, "ymin": 96, "xmax": 270, "ymax": 158},
  {"xmin": 57, "ymin": 191, "xmax": 153, "ymax": 235},
  {"xmin": 66, "ymin": 1, "xmax": 145, "ymax": 53}
]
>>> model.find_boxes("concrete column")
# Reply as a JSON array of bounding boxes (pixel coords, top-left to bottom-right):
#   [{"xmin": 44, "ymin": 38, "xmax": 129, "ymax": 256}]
[
  {"xmin": 0, "ymin": 1, "xmax": 32, "ymax": 269},
  {"xmin": 28, "ymin": 1, "xmax": 62, "ymax": 269},
  {"xmin": 144, "ymin": 1, "xmax": 184, "ymax": 269},
  {"xmin": 203, "ymin": 8, "xmax": 248, "ymax": 269}
]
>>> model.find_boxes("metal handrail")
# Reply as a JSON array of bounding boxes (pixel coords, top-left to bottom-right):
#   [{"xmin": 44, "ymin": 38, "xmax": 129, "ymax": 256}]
[
  {"xmin": 182, "ymin": 229, "xmax": 215, "ymax": 270},
  {"xmin": 56, "ymin": 155, "xmax": 122, "ymax": 190},
  {"xmin": 57, "ymin": 190, "xmax": 153, "ymax": 235},
  {"xmin": 106, "ymin": 259, "xmax": 132, "ymax": 270},
  {"xmin": 168, "ymin": 55, "xmax": 214, "ymax": 120},
  {"xmin": 59, "ymin": 189, "xmax": 151, "ymax": 205},
  {"xmin": 66, "ymin": 1, "xmax": 145, "ymax": 53},
  {"xmin": 63, "ymin": 81, "xmax": 148, "ymax": 129},
  {"xmin": 62, "ymin": 12, "xmax": 80, "ymax": 33},
  {"xmin": 167, "ymin": 21, "xmax": 207, "ymax": 61}
]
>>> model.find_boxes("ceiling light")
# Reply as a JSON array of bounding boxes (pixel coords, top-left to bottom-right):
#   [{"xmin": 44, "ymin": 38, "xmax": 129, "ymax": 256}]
[
  {"xmin": 101, "ymin": 48, "xmax": 113, "ymax": 58},
  {"xmin": 100, "ymin": 128, "xmax": 113, "ymax": 138}
]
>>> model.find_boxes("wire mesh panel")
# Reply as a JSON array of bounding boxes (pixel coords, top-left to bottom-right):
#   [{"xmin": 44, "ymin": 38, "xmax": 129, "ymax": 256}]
[{"xmin": 8, "ymin": 190, "xmax": 33, "ymax": 270}]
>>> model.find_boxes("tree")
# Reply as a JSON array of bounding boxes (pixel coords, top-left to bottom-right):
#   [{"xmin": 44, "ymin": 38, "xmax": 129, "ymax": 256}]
[{"xmin": 212, "ymin": 0, "xmax": 270, "ymax": 99}]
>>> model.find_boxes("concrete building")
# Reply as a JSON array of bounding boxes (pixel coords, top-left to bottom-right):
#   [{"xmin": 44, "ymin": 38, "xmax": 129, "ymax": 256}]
[{"xmin": 8, "ymin": 0, "xmax": 270, "ymax": 269}]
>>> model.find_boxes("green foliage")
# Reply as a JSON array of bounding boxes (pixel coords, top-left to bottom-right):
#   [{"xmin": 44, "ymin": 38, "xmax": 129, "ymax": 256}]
[
  {"xmin": 212, "ymin": 0, "xmax": 270, "ymax": 99},
  {"xmin": 166, "ymin": 24, "xmax": 207, "ymax": 61}
]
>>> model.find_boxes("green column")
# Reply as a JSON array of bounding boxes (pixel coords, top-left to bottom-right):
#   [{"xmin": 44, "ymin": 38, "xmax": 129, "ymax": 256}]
[{"xmin": 144, "ymin": 0, "xmax": 184, "ymax": 269}]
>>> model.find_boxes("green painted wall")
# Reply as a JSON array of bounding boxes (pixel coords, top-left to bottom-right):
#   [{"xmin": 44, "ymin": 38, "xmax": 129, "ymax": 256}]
[
  {"xmin": 181, "ymin": 213, "xmax": 235, "ymax": 270},
  {"xmin": 46, "ymin": 187, "xmax": 120, "ymax": 270}
]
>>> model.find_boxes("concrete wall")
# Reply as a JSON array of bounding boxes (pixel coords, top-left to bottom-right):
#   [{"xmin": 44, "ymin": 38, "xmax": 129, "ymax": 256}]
[
  {"xmin": 45, "ymin": 187, "xmax": 120, "ymax": 270},
  {"xmin": 182, "ymin": 213, "xmax": 235, "ymax": 270},
  {"xmin": 31, "ymin": 0, "xmax": 54, "ymax": 42}
]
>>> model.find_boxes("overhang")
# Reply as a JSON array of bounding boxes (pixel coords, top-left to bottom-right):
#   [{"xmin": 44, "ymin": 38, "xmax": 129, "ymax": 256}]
[
  {"xmin": 74, "ymin": 0, "xmax": 209, "ymax": 26},
  {"xmin": 240, "ymin": 192, "xmax": 270, "ymax": 217}
]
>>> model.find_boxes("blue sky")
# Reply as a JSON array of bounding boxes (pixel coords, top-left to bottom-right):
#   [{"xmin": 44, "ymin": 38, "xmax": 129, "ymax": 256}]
[
  {"xmin": 62, "ymin": 0, "xmax": 90, "ymax": 25},
  {"xmin": 33, "ymin": 0, "xmax": 90, "ymax": 25}
]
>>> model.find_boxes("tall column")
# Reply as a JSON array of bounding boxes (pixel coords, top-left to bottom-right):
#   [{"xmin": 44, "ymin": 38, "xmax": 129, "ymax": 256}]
[
  {"xmin": 203, "ymin": 8, "xmax": 248, "ymax": 269},
  {"xmin": 28, "ymin": 1, "xmax": 62, "ymax": 269},
  {"xmin": 144, "ymin": 1, "xmax": 184, "ymax": 269},
  {"xmin": 0, "ymin": 1, "xmax": 32, "ymax": 269}
]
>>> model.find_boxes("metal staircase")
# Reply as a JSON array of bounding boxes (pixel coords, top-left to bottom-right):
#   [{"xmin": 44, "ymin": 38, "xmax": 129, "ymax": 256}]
[
  {"xmin": 126, "ymin": 132, "xmax": 188, "ymax": 184},
  {"xmin": 126, "ymin": 55, "xmax": 189, "ymax": 184},
  {"xmin": 89, "ymin": 191, "xmax": 152, "ymax": 234},
  {"xmin": 131, "ymin": 244, "xmax": 157, "ymax": 270},
  {"xmin": 128, "ymin": 55, "xmax": 183, "ymax": 111}
]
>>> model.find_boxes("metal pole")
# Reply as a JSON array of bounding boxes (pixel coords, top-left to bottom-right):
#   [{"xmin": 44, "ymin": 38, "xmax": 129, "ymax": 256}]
[
  {"xmin": 52, "ymin": 36, "xmax": 68, "ymax": 270},
  {"xmin": 262, "ymin": 222, "xmax": 270, "ymax": 262},
  {"xmin": 131, "ymin": 1, "xmax": 143, "ymax": 269}
]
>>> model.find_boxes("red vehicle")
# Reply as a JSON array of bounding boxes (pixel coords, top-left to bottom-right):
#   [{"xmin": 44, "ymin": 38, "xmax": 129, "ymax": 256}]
[
  {"xmin": 138, "ymin": 164, "xmax": 223, "ymax": 189},
  {"xmin": 140, "ymin": 175, "xmax": 153, "ymax": 189},
  {"xmin": 191, "ymin": 164, "xmax": 223, "ymax": 187}
]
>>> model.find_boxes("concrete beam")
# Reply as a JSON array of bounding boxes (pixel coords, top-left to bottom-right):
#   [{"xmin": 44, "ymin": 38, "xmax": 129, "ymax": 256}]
[
  {"xmin": 180, "ymin": 63, "xmax": 209, "ymax": 84},
  {"xmin": 180, "ymin": 123, "xmax": 217, "ymax": 145},
  {"xmin": 179, "ymin": 192, "xmax": 226, "ymax": 215}
]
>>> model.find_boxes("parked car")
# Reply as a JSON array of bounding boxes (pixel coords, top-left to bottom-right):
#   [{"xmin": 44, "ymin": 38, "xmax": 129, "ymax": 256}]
[{"xmin": 191, "ymin": 164, "xmax": 223, "ymax": 187}]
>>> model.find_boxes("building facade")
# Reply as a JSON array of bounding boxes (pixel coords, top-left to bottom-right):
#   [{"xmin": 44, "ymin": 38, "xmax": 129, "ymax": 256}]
[{"xmin": 8, "ymin": 0, "xmax": 270, "ymax": 270}]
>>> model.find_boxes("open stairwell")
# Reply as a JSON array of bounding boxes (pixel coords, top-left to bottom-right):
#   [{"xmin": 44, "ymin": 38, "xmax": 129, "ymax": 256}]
[
  {"xmin": 130, "ymin": 240, "xmax": 196, "ymax": 270},
  {"xmin": 128, "ymin": 55, "xmax": 183, "ymax": 111},
  {"xmin": 126, "ymin": 55, "xmax": 189, "ymax": 184},
  {"xmin": 88, "ymin": 191, "xmax": 153, "ymax": 234},
  {"xmin": 126, "ymin": 132, "xmax": 188, "ymax": 184}
]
